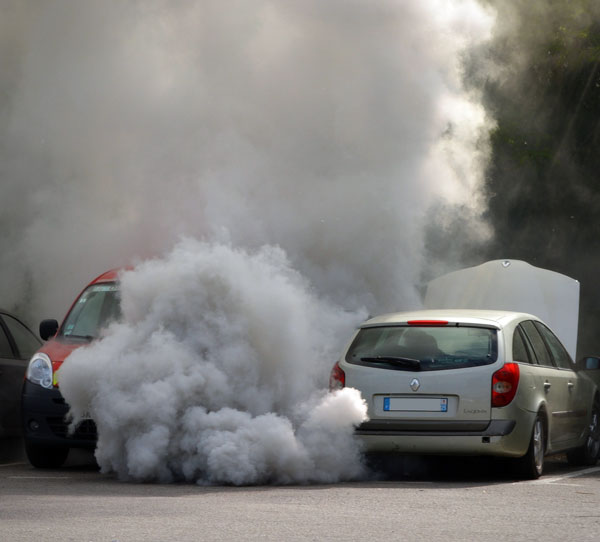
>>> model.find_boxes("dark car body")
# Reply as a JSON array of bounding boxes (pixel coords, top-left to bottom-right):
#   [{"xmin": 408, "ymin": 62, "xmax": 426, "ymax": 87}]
[
  {"xmin": 0, "ymin": 310, "xmax": 42, "ymax": 437},
  {"xmin": 21, "ymin": 269, "xmax": 120, "ymax": 467},
  {"xmin": 579, "ymin": 356, "xmax": 600, "ymax": 393}
]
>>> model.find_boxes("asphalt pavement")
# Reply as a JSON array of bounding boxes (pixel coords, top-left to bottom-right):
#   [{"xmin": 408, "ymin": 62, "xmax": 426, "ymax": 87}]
[{"xmin": 2, "ymin": 439, "xmax": 600, "ymax": 541}]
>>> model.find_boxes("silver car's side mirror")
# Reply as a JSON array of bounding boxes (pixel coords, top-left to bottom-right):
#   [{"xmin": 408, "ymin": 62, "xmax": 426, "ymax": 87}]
[{"xmin": 577, "ymin": 356, "xmax": 600, "ymax": 371}]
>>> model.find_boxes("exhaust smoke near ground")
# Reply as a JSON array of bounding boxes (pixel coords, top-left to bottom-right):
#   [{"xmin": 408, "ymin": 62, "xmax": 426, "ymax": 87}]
[
  {"xmin": 1, "ymin": 1, "xmax": 495, "ymax": 483},
  {"xmin": 59, "ymin": 240, "xmax": 369, "ymax": 484}
]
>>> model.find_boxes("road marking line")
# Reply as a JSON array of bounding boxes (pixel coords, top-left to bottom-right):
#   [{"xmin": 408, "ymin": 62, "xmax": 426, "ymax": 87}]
[
  {"xmin": 534, "ymin": 466, "xmax": 600, "ymax": 484},
  {"xmin": 538, "ymin": 482, "xmax": 585, "ymax": 487},
  {"xmin": 8, "ymin": 476, "xmax": 71, "ymax": 479}
]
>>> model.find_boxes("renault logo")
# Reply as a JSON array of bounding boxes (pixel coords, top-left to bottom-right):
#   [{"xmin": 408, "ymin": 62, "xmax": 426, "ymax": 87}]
[{"xmin": 410, "ymin": 378, "xmax": 420, "ymax": 391}]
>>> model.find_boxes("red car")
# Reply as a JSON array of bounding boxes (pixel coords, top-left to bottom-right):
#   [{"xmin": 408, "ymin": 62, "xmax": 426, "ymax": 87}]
[{"xmin": 21, "ymin": 269, "xmax": 121, "ymax": 468}]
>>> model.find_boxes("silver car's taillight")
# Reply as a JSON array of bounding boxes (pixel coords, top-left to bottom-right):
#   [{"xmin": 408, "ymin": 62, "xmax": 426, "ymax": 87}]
[
  {"xmin": 491, "ymin": 362, "xmax": 520, "ymax": 407},
  {"xmin": 329, "ymin": 361, "xmax": 345, "ymax": 391}
]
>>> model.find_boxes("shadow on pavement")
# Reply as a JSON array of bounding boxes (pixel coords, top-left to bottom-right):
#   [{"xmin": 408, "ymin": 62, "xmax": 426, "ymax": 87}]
[
  {"xmin": 364, "ymin": 453, "xmax": 572, "ymax": 483},
  {"xmin": 0, "ymin": 438, "xmax": 25, "ymax": 463},
  {"xmin": 1, "ymin": 437, "xmax": 98, "ymax": 470}
]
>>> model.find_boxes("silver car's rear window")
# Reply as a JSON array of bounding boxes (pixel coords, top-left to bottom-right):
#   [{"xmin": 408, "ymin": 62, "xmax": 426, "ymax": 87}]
[{"xmin": 346, "ymin": 325, "xmax": 498, "ymax": 371}]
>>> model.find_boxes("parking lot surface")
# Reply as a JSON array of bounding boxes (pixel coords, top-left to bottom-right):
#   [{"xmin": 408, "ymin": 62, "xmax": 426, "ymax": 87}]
[{"xmin": 2, "ymin": 442, "xmax": 600, "ymax": 541}]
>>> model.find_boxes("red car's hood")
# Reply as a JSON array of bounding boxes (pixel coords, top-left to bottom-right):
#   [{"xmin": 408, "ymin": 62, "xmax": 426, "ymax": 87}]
[{"xmin": 38, "ymin": 336, "xmax": 90, "ymax": 383}]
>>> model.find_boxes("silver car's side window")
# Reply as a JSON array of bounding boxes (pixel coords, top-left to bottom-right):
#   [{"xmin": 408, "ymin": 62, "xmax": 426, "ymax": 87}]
[
  {"xmin": 533, "ymin": 322, "xmax": 573, "ymax": 370},
  {"xmin": 520, "ymin": 320, "xmax": 555, "ymax": 367},
  {"xmin": 512, "ymin": 326, "xmax": 533, "ymax": 363}
]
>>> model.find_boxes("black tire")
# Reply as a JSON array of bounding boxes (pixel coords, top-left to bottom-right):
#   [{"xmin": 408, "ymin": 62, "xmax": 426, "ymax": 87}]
[
  {"xmin": 25, "ymin": 441, "xmax": 69, "ymax": 468},
  {"xmin": 567, "ymin": 397, "xmax": 600, "ymax": 466},
  {"xmin": 514, "ymin": 413, "xmax": 545, "ymax": 479}
]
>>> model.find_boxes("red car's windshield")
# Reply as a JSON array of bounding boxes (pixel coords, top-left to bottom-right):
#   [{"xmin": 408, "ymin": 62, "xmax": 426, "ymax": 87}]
[{"xmin": 60, "ymin": 283, "xmax": 121, "ymax": 339}]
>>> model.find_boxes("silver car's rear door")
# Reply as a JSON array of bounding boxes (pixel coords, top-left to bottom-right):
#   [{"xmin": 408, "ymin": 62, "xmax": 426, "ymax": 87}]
[
  {"xmin": 519, "ymin": 320, "xmax": 585, "ymax": 448},
  {"xmin": 345, "ymin": 363, "xmax": 498, "ymax": 428},
  {"xmin": 343, "ymin": 323, "xmax": 500, "ymax": 428}
]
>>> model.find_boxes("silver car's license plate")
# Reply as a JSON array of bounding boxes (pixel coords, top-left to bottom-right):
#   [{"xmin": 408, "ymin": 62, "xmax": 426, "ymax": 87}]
[{"xmin": 383, "ymin": 397, "xmax": 448, "ymax": 412}]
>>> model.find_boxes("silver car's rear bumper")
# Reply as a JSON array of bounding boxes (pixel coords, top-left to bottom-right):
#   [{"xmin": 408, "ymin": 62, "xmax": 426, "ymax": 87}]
[
  {"xmin": 355, "ymin": 412, "xmax": 535, "ymax": 457},
  {"xmin": 356, "ymin": 419, "xmax": 515, "ymax": 436}
]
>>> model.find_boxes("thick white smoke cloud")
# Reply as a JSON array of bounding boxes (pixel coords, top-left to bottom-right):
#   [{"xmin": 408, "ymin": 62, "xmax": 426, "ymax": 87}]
[
  {"xmin": 58, "ymin": 240, "xmax": 368, "ymax": 484},
  {"xmin": 1, "ymin": 0, "xmax": 494, "ymax": 319},
  {"xmin": 1, "ymin": 1, "xmax": 496, "ymax": 483}
]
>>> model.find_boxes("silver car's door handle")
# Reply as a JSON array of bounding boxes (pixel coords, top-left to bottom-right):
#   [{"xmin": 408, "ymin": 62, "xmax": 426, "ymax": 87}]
[
  {"xmin": 568, "ymin": 381, "xmax": 575, "ymax": 390},
  {"xmin": 544, "ymin": 381, "xmax": 552, "ymax": 391}
]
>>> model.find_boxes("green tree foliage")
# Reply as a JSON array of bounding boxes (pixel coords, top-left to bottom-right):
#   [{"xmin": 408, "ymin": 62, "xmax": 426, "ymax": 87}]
[{"xmin": 479, "ymin": 0, "xmax": 600, "ymax": 355}]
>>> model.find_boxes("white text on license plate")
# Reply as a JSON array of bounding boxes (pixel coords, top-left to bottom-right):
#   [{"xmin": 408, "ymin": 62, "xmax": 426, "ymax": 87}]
[{"xmin": 383, "ymin": 397, "xmax": 448, "ymax": 412}]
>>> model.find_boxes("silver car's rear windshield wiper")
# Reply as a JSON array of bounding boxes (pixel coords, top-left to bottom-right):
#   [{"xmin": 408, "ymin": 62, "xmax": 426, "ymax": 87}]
[{"xmin": 360, "ymin": 356, "xmax": 422, "ymax": 370}]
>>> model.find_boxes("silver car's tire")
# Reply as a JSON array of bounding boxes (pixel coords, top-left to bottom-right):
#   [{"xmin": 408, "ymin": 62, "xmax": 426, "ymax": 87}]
[
  {"xmin": 515, "ymin": 413, "xmax": 545, "ymax": 479},
  {"xmin": 567, "ymin": 397, "xmax": 600, "ymax": 466}
]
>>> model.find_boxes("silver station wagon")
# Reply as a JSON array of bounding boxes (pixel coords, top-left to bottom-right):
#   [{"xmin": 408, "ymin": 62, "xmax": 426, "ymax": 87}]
[{"xmin": 331, "ymin": 261, "xmax": 600, "ymax": 479}]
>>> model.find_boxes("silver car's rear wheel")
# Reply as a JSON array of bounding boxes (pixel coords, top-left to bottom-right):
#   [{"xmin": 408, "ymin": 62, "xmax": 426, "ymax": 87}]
[
  {"xmin": 515, "ymin": 413, "xmax": 545, "ymax": 479},
  {"xmin": 567, "ymin": 397, "xmax": 600, "ymax": 466},
  {"xmin": 532, "ymin": 417, "xmax": 545, "ymax": 474}
]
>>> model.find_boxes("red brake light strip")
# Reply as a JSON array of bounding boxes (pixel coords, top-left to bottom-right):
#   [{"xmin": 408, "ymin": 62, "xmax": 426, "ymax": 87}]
[{"xmin": 407, "ymin": 320, "xmax": 449, "ymax": 326}]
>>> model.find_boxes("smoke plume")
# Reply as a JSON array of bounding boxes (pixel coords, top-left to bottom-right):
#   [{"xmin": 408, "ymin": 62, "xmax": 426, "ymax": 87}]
[
  {"xmin": 1, "ymin": 0, "xmax": 494, "ymax": 319},
  {"xmin": 1, "ymin": 1, "xmax": 496, "ymax": 483},
  {"xmin": 58, "ymin": 240, "xmax": 368, "ymax": 484}
]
